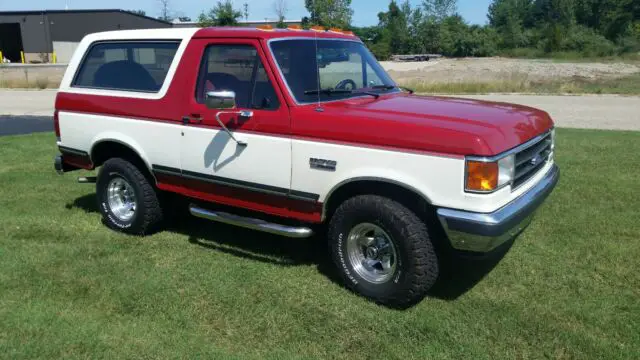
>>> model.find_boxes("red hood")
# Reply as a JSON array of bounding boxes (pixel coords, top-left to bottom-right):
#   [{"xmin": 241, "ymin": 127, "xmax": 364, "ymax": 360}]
[{"xmin": 294, "ymin": 93, "xmax": 554, "ymax": 156}]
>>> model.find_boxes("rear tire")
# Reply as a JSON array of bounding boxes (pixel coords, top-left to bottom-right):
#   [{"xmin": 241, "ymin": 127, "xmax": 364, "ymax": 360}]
[
  {"xmin": 96, "ymin": 157, "xmax": 164, "ymax": 235},
  {"xmin": 328, "ymin": 195, "xmax": 439, "ymax": 308}
]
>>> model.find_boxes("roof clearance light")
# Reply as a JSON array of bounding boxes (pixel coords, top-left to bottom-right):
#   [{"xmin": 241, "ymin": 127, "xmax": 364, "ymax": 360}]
[
  {"xmin": 342, "ymin": 30, "xmax": 355, "ymax": 36},
  {"xmin": 287, "ymin": 24, "xmax": 303, "ymax": 31},
  {"xmin": 310, "ymin": 25, "xmax": 325, "ymax": 32},
  {"xmin": 329, "ymin": 27, "xmax": 343, "ymax": 33},
  {"xmin": 256, "ymin": 25, "xmax": 274, "ymax": 31}
]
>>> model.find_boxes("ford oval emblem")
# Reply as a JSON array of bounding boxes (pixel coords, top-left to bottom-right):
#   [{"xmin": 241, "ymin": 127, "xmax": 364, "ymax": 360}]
[{"xmin": 530, "ymin": 154, "xmax": 542, "ymax": 166}]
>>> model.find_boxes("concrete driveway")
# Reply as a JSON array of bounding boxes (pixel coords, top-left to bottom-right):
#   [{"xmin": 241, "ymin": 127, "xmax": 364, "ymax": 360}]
[
  {"xmin": 0, "ymin": 89, "xmax": 56, "ymax": 116},
  {"xmin": 1, "ymin": 90, "xmax": 639, "ymax": 136}
]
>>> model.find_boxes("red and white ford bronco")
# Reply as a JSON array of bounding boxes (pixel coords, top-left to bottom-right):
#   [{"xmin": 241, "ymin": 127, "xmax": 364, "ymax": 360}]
[{"xmin": 54, "ymin": 27, "xmax": 559, "ymax": 307}]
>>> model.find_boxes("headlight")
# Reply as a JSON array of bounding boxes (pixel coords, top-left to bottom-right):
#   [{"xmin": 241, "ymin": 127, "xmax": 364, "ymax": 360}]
[{"xmin": 465, "ymin": 154, "xmax": 515, "ymax": 193}]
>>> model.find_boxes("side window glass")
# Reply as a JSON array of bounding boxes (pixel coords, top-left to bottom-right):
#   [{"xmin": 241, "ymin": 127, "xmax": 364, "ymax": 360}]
[
  {"xmin": 251, "ymin": 61, "xmax": 280, "ymax": 110},
  {"xmin": 196, "ymin": 45, "xmax": 279, "ymax": 110},
  {"xmin": 73, "ymin": 42, "xmax": 179, "ymax": 92}
]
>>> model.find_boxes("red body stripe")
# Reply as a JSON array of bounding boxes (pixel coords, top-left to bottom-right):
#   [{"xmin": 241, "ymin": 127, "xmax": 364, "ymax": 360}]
[
  {"xmin": 155, "ymin": 173, "xmax": 322, "ymax": 223},
  {"xmin": 63, "ymin": 153, "xmax": 93, "ymax": 170}
]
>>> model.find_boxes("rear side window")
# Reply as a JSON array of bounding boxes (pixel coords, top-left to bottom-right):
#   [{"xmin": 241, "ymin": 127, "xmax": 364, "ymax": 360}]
[{"xmin": 73, "ymin": 41, "xmax": 180, "ymax": 93}]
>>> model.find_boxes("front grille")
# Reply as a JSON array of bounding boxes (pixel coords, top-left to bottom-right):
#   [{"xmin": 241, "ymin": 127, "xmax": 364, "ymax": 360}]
[{"xmin": 513, "ymin": 133, "xmax": 553, "ymax": 189}]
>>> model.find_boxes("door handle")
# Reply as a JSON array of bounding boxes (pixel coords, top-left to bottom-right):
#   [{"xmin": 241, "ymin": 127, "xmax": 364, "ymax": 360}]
[{"xmin": 182, "ymin": 114, "xmax": 203, "ymax": 124}]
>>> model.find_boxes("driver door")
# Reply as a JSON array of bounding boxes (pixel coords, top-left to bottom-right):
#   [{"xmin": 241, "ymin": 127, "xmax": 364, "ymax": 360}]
[{"xmin": 179, "ymin": 38, "xmax": 292, "ymax": 213}]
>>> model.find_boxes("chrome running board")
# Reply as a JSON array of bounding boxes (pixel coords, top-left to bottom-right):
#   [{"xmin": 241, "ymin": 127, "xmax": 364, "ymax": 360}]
[
  {"xmin": 77, "ymin": 176, "xmax": 97, "ymax": 183},
  {"xmin": 189, "ymin": 205, "xmax": 314, "ymax": 239}
]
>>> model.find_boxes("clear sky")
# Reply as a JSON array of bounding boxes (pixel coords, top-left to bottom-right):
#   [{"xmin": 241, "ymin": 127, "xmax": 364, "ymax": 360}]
[{"xmin": 0, "ymin": 0, "xmax": 492, "ymax": 26}]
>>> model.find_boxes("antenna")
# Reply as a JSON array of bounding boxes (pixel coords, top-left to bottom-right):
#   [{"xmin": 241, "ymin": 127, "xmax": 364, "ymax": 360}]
[{"xmin": 314, "ymin": 30, "xmax": 322, "ymax": 112}]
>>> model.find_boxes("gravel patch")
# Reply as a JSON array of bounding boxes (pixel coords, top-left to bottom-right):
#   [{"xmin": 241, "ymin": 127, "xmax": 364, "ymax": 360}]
[{"xmin": 383, "ymin": 57, "xmax": 640, "ymax": 83}]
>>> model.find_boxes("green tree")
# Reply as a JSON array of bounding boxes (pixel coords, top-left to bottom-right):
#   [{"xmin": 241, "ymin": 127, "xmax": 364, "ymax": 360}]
[
  {"xmin": 531, "ymin": 0, "xmax": 575, "ymax": 26},
  {"xmin": 531, "ymin": 0, "xmax": 576, "ymax": 52},
  {"xmin": 304, "ymin": 0, "xmax": 353, "ymax": 28},
  {"xmin": 198, "ymin": 0, "xmax": 243, "ymax": 27},
  {"xmin": 422, "ymin": 0, "xmax": 457, "ymax": 20},
  {"xmin": 405, "ymin": 0, "xmax": 425, "ymax": 53},
  {"xmin": 488, "ymin": 0, "xmax": 532, "ymax": 48},
  {"xmin": 274, "ymin": 0, "xmax": 288, "ymax": 28},
  {"xmin": 130, "ymin": 10, "xmax": 147, "ymax": 17},
  {"xmin": 378, "ymin": 1, "xmax": 410, "ymax": 55}
]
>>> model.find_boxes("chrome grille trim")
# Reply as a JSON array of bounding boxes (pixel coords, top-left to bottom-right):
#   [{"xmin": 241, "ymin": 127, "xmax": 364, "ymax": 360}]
[
  {"xmin": 513, "ymin": 132, "xmax": 553, "ymax": 189},
  {"xmin": 466, "ymin": 129, "xmax": 553, "ymax": 163}
]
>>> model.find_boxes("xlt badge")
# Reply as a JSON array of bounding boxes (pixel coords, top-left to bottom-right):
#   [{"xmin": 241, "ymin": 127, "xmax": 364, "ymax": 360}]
[{"xmin": 310, "ymin": 158, "xmax": 337, "ymax": 171}]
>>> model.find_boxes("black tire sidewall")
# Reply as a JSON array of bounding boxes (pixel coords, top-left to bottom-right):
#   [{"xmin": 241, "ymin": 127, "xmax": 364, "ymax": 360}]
[
  {"xmin": 97, "ymin": 162, "xmax": 144, "ymax": 232},
  {"xmin": 330, "ymin": 201, "xmax": 414, "ymax": 300}
]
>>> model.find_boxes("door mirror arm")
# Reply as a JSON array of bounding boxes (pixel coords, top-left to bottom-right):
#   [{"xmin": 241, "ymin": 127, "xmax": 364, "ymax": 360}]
[
  {"xmin": 215, "ymin": 111, "xmax": 251, "ymax": 147},
  {"xmin": 206, "ymin": 90, "xmax": 250, "ymax": 147}
]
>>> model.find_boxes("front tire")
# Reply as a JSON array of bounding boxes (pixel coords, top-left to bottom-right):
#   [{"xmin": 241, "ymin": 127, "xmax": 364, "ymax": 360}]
[
  {"xmin": 328, "ymin": 195, "xmax": 439, "ymax": 308},
  {"xmin": 96, "ymin": 157, "xmax": 164, "ymax": 235}
]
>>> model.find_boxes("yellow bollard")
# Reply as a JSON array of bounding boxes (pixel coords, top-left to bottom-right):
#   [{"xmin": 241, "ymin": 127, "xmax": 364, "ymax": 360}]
[
  {"xmin": 20, "ymin": 51, "xmax": 25, "ymax": 64},
  {"xmin": 0, "ymin": 51, "xmax": 3, "ymax": 63},
  {"xmin": 52, "ymin": 51, "xmax": 57, "ymax": 64}
]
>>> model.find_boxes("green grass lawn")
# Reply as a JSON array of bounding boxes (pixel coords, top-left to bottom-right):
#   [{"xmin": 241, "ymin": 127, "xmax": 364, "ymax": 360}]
[{"xmin": 1, "ymin": 130, "xmax": 639, "ymax": 359}]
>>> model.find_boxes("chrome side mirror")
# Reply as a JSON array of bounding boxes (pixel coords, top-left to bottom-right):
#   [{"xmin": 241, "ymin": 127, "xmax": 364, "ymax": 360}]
[{"xmin": 206, "ymin": 90, "xmax": 236, "ymax": 109}]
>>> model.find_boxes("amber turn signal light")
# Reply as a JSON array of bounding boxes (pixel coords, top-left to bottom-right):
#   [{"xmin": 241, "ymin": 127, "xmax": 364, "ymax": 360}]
[{"xmin": 466, "ymin": 161, "xmax": 498, "ymax": 192}]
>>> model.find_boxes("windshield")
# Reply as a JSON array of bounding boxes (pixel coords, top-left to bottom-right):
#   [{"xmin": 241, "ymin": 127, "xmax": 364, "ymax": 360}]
[{"xmin": 269, "ymin": 39, "xmax": 397, "ymax": 103}]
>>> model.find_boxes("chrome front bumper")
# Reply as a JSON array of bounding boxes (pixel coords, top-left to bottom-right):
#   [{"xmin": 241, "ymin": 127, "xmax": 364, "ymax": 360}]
[{"xmin": 437, "ymin": 164, "xmax": 560, "ymax": 253}]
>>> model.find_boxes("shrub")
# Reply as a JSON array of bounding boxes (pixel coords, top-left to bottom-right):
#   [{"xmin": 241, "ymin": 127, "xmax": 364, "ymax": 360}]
[
  {"xmin": 617, "ymin": 35, "xmax": 640, "ymax": 54},
  {"xmin": 368, "ymin": 41, "xmax": 391, "ymax": 60},
  {"xmin": 561, "ymin": 26, "xmax": 617, "ymax": 57}
]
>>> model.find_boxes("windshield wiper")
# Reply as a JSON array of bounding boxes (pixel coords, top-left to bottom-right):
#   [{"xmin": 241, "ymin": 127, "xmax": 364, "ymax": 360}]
[
  {"xmin": 372, "ymin": 84, "xmax": 414, "ymax": 94},
  {"xmin": 304, "ymin": 88, "xmax": 380, "ymax": 99}
]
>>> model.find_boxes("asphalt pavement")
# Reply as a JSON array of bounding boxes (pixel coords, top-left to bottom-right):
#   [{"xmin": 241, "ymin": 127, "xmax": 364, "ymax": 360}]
[{"xmin": 0, "ymin": 115, "xmax": 53, "ymax": 136}]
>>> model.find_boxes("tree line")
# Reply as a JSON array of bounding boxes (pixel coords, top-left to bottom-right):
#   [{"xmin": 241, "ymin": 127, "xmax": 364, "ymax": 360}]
[
  {"xmin": 360, "ymin": 0, "xmax": 640, "ymax": 59},
  {"xmin": 183, "ymin": 0, "xmax": 640, "ymax": 59}
]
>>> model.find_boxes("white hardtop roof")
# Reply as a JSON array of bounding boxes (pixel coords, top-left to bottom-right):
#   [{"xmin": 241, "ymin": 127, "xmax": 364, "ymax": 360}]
[{"xmin": 83, "ymin": 28, "xmax": 199, "ymax": 42}]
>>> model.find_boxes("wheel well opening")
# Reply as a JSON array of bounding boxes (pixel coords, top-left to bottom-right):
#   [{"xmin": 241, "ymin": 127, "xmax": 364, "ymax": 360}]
[
  {"xmin": 324, "ymin": 180, "xmax": 449, "ymax": 253},
  {"xmin": 324, "ymin": 180, "xmax": 436, "ymax": 223},
  {"xmin": 91, "ymin": 141, "xmax": 154, "ymax": 182}
]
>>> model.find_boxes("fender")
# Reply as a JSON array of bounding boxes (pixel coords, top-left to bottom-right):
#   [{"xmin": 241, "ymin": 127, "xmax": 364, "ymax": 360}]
[
  {"xmin": 90, "ymin": 133, "xmax": 153, "ymax": 172},
  {"xmin": 321, "ymin": 174, "xmax": 434, "ymax": 221}
]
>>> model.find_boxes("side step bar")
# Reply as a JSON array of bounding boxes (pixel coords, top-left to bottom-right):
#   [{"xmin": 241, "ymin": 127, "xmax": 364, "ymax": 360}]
[
  {"xmin": 189, "ymin": 205, "xmax": 314, "ymax": 239},
  {"xmin": 77, "ymin": 176, "xmax": 97, "ymax": 183}
]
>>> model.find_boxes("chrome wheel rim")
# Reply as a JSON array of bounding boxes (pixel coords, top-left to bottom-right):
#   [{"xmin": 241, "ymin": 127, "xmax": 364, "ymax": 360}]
[
  {"xmin": 346, "ymin": 223, "xmax": 397, "ymax": 284},
  {"xmin": 107, "ymin": 177, "xmax": 137, "ymax": 222}
]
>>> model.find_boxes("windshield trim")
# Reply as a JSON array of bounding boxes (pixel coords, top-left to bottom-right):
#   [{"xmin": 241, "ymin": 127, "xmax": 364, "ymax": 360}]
[{"xmin": 266, "ymin": 37, "xmax": 399, "ymax": 106}]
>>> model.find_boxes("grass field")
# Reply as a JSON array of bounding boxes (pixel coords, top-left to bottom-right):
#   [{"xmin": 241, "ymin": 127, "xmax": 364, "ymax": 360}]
[
  {"xmin": 401, "ymin": 73, "xmax": 640, "ymax": 95},
  {"xmin": 1, "ymin": 130, "xmax": 639, "ymax": 359}
]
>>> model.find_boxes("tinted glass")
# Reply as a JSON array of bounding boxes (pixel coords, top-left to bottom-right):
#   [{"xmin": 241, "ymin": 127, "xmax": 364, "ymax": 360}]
[
  {"xmin": 73, "ymin": 42, "xmax": 179, "ymax": 92},
  {"xmin": 270, "ymin": 40, "xmax": 396, "ymax": 103},
  {"xmin": 195, "ymin": 45, "xmax": 280, "ymax": 110}
]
